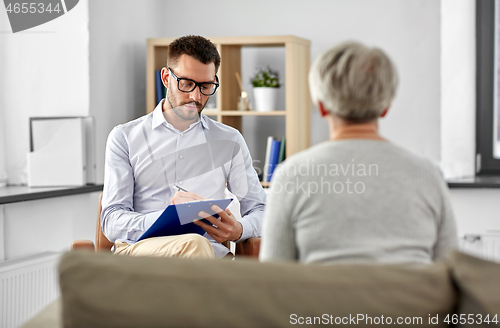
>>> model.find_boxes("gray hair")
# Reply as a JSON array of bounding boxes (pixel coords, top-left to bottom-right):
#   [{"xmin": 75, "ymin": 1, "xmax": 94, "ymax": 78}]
[{"xmin": 309, "ymin": 41, "xmax": 398, "ymax": 122}]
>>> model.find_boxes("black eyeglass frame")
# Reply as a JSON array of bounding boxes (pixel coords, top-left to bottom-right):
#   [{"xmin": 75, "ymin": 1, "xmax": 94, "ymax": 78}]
[{"xmin": 167, "ymin": 67, "xmax": 219, "ymax": 96}]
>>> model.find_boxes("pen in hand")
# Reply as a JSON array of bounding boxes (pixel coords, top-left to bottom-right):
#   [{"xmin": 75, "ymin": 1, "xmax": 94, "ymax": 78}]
[
  {"xmin": 172, "ymin": 185, "xmax": 195, "ymax": 205},
  {"xmin": 175, "ymin": 185, "xmax": 189, "ymax": 192},
  {"xmin": 173, "ymin": 185, "xmax": 214, "ymax": 205}
]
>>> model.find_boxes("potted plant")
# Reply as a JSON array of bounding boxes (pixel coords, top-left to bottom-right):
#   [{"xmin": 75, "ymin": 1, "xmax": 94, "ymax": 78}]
[{"xmin": 251, "ymin": 67, "xmax": 281, "ymax": 112}]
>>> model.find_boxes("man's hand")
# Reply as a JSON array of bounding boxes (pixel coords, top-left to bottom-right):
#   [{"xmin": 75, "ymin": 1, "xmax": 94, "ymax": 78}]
[
  {"xmin": 170, "ymin": 191, "xmax": 205, "ymax": 204},
  {"xmin": 193, "ymin": 205, "xmax": 243, "ymax": 243}
]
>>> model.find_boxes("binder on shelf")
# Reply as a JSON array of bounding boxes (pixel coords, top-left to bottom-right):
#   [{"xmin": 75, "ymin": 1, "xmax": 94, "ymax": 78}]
[
  {"xmin": 267, "ymin": 138, "xmax": 281, "ymax": 182},
  {"xmin": 137, "ymin": 198, "xmax": 233, "ymax": 242},
  {"xmin": 155, "ymin": 70, "xmax": 163, "ymax": 105},
  {"xmin": 263, "ymin": 136, "xmax": 273, "ymax": 182},
  {"xmin": 27, "ymin": 116, "xmax": 96, "ymax": 187},
  {"xmin": 278, "ymin": 137, "xmax": 286, "ymax": 164}
]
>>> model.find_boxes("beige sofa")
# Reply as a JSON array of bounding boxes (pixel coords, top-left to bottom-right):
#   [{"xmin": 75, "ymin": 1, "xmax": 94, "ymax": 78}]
[{"xmin": 23, "ymin": 251, "xmax": 500, "ymax": 328}]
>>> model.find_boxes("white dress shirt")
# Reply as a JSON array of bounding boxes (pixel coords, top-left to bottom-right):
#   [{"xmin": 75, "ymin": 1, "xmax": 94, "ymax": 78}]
[{"xmin": 101, "ymin": 100, "xmax": 266, "ymax": 257}]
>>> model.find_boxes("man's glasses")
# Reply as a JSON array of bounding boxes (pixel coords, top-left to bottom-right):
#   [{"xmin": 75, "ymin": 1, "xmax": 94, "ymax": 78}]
[{"xmin": 168, "ymin": 67, "xmax": 219, "ymax": 96}]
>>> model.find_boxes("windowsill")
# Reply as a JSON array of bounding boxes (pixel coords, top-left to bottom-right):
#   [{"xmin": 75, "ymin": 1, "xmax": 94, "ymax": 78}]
[
  {"xmin": 447, "ymin": 176, "xmax": 500, "ymax": 188},
  {"xmin": 0, "ymin": 184, "xmax": 103, "ymax": 205}
]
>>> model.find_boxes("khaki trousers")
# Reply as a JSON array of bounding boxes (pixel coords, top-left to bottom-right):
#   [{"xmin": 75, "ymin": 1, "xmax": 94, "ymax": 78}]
[{"xmin": 114, "ymin": 234, "xmax": 214, "ymax": 259}]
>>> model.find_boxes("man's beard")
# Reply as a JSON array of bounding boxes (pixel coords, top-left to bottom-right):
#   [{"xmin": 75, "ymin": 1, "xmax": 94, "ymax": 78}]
[{"xmin": 166, "ymin": 88, "xmax": 207, "ymax": 121}]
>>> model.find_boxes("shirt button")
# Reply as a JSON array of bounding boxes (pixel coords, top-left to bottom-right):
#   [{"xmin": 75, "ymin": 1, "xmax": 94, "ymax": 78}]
[
  {"xmin": 178, "ymin": 181, "xmax": 183, "ymax": 185},
  {"xmin": 180, "ymin": 133, "xmax": 184, "ymax": 136},
  {"xmin": 179, "ymin": 155, "xmax": 183, "ymax": 159}
]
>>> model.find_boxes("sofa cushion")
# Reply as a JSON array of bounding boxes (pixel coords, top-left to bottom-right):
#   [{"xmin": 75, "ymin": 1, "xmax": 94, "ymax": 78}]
[
  {"xmin": 451, "ymin": 251, "xmax": 500, "ymax": 326},
  {"xmin": 20, "ymin": 299, "xmax": 62, "ymax": 328},
  {"xmin": 59, "ymin": 251, "xmax": 456, "ymax": 328}
]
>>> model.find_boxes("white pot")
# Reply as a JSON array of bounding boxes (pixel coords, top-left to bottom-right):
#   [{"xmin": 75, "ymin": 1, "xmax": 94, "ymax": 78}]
[{"xmin": 253, "ymin": 87, "xmax": 279, "ymax": 112}]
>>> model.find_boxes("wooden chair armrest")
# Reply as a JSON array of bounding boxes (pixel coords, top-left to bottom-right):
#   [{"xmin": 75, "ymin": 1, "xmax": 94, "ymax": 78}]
[
  {"xmin": 235, "ymin": 237, "xmax": 261, "ymax": 258},
  {"xmin": 71, "ymin": 240, "xmax": 95, "ymax": 251}
]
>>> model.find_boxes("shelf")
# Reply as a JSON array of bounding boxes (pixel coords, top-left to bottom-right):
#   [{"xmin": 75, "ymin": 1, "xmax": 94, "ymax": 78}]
[
  {"xmin": 148, "ymin": 35, "xmax": 309, "ymax": 49},
  {"xmin": 447, "ymin": 176, "xmax": 500, "ymax": 189},
  {"xmin": 221, "ymin": 110, "xmax": 286, "ymax": 116},
  {"xmin": 0, "ymin": 184, "xmax": 103, "ymax": 205},
  {"xmin": 203, "ymin": 110, "xmax": 287, "ymax": 117},
  {"xmin": 202, "ymin": 109, "xmax": 218, "ymax": 116},
  {"xmin": 147, "ymin": 35, "xmax": 311, "ymax": 159}
]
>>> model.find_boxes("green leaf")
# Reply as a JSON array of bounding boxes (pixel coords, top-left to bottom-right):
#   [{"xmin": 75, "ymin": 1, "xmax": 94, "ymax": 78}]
[{"xmin": 251, "ymin": 67, "xmax": 280, "ymax": 88}]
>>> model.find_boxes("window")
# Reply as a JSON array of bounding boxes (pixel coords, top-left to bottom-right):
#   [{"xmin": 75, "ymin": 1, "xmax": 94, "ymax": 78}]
[{"xmin": 476, "ymin": 0, "xmax": 500, "ymax": 174}]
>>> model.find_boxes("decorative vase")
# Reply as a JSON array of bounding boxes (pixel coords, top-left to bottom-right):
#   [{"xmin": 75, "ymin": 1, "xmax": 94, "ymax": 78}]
[{"xmin": 253, "ymin": 87, "xmax": 279, "ymax": 112}]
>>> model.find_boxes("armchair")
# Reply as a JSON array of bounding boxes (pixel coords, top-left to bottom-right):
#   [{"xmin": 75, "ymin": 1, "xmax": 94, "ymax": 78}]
[{"xmin": 71, "ymin": 194, "xmax": 260, "ymax": 257}]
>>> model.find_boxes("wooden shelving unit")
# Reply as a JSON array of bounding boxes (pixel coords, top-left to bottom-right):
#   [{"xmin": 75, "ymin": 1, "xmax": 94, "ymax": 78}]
[{"xmin": 146, "ymin": 35, "xmax": 311, "ymax": 159}]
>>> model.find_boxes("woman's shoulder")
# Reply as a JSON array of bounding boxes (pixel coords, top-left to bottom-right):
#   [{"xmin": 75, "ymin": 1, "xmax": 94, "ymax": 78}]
[{"xmin": 279, "ymin": 140, "xmax": 441, "ymax": 177}]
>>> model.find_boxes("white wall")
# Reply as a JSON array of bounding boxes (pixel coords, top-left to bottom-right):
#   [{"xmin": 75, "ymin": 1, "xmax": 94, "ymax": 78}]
[
  {"xmin": 89, "ymin": 0, "xmax": 166, "ymax": 182},
  {"xmin": 0, "ymin": 88, "xmax": 6, "ymax": 186},
  {"xmin": 161, "ymin": 0, "xmax": 443, "ymax": 163},
  {"xmin": 3, "ymin": 192, "xmax": 101, "ymax": 260},
  {"xmin": 441, "ymin": 0, "xmax": 476, "ymax": 179},
  {"xmin": 0, "ymin": 23, "xmax": 5, "ymax": 186},
  {"xmin": 87, "ymin": 0, "xmax": 444, "ymax": 179},
  {"xmin": 450, "ymin": 189, "xmax": 500, "ymax": 236},
  {"xmin": 241, "ymin": 47, "xmax": 287, "ymax": 171},
  {"xmin": 0, "ymin": 1, "xmax": 98, "ymax": 261},
  {"xmin": 0, "ymin": 0, "xmax": 168, "ymax": 261},
  {"xmin": 0, "ymin": 1, "xmax": 90, "ymax": 185},
  {"xmin": 0, "ymin": 11, "xmax": 8, "ymax": 187}
]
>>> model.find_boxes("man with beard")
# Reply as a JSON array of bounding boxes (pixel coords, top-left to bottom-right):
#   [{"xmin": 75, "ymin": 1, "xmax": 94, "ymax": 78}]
[{"xmin": 101, "ymin": 35, "xmax": 266, "ymax": 259}]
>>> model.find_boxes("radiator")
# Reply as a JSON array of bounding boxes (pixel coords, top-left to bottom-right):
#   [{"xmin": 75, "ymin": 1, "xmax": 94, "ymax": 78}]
[
  {"xmin": 460, "ymin": 233, "xmax": 500, "ymax": 263},
  {"xmin": 0, "ymin": 252, "xmax": 60, "ymax": 328}
]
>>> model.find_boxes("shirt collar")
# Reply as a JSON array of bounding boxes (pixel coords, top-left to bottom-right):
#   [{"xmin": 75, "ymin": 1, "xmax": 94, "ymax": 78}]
[
  {"xmin": 151, "ymin": 99, "xmax": 210, "ymax": 131},
  {"xmin": 152, "ymin": 100, "xmax": 170, "ymax": 129},
  {"xmin": 199, "ymin": 113, "xmax": 210, "ymax": 130}
]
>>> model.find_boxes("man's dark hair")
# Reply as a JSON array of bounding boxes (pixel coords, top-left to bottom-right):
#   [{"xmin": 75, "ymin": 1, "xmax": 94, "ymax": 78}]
[{"xmin": 167, "ymin": 35, "xmax": 221, "ymax": 73}]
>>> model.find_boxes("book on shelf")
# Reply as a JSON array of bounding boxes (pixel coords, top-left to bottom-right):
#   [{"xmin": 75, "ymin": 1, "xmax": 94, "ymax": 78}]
[
  {"xmin": 263, "ymin": 136, "xmax": 273, "ymax": 182},
  {"xmin": 155, "ymin": 70, "xmax": 164, "ymax": 105},
  {"xmin": 263, "ymin": 136, "xmax": 286, "ymax": 183},
  {"xmin": 267, "ymin": 138, "xmax": 281, "ymax": 182},
  {"xmin": 278, "ymin": 137, "xmax": 286, "ymax": 164}
]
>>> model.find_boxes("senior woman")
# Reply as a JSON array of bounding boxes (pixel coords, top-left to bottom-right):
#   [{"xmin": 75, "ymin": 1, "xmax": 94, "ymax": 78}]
[{"xmin": 259, "ymin": 42, "xmax": 458, "ymax": 264}]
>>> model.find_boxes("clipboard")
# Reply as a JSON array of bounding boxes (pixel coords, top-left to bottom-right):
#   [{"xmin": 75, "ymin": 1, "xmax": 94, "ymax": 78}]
[{"xmin": 137, "ymin": 198, "xmax": 233, "ymax": 242}]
